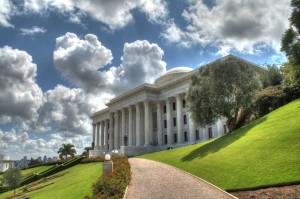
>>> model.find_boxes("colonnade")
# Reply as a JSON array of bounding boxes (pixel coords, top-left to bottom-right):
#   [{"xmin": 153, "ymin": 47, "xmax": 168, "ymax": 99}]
[{"xmin": 92, "ymin": 94, "xmax": 196, "ymax": 150}]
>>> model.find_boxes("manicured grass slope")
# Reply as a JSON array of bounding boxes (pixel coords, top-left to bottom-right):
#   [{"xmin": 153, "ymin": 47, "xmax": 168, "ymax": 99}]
[
  {"xmin": 139, "ymin": 99, "xmax": 300, "ymax": 191},
  {"xmin": 0, "ymin": 166, "xmax": 52, "ymax": 182},
  {"xmin": 21, "ymin": 166, "xmax": 53, "ymax": 176},
  {"xmin": 0, "ymin": 162, "xmax": 102, "ymax": 198}
]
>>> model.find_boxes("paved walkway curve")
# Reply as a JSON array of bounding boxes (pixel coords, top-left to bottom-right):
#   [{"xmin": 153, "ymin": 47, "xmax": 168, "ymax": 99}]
[{"xmin": 125, "ymin": 158, "xmax": 236, "ymax": 199}]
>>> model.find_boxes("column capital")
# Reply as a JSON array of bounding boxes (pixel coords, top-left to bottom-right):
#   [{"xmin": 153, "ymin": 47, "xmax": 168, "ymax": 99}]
[
  {"xmin": 156, "ymin": 100, "xmax": 162, "ymax": 105},
  {"xmin": 127, "ymin": 104, "xmax": 133, "ymax": 110},
  {"xmin": 175, "ymin": 94, "xmax": 182, "ymax": 100},
  {"xmin": 164, "ymin": 97, "xmax": 171, "ymax": 103},
  {"xmin": 144, "ymin": 99, "xmax": 151, "ymax": 105}
]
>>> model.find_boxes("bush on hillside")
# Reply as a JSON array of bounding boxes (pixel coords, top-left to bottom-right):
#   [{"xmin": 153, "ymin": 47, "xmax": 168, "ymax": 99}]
[
  {"xmin": 81, "ymin": 157, "xmax": 105, "ymax": 164},
  {"xmin": 252, "ymin": 85, "xmax": 300, "ymax": 117},
  {"xmin": 85, "ymin": 156, "xmax": 131, "ymax": 199}
]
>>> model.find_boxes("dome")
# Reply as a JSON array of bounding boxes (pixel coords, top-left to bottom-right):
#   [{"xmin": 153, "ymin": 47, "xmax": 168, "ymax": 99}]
[{"xmin": 155, "ymin": 67, "xmax": 193, "ymax": 85}]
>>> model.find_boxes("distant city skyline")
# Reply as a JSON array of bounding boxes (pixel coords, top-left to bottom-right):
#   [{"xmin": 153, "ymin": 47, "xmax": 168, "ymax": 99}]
[{"xmin": 0, "ymin": 0, "xmax": 292, "ymax": 159}]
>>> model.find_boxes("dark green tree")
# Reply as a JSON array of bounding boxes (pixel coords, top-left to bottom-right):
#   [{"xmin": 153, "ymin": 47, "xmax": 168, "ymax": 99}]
[
  {"xmin": 260, "ymin": 64, "xmax": 283, "ymax": 88},
  {"xmin": 3, "ymin": 168, "xmax": 22, "ymax": 195},
  {"xmin": 58, "ymin": 143, "xmax": 76, "ymax": 160},
  {"xmin": 187, "ymin": 58, "xmax": 262, "ymax": 132},
  {"xmin": 281, "ymin": 0, "xmax": 300, "ymax": 86}
]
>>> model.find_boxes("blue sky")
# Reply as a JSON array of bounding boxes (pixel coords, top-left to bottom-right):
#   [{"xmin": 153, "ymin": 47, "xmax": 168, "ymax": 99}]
[{"xmin": 0, "ymin": 0, "xmax": 291, "ymax": 160}]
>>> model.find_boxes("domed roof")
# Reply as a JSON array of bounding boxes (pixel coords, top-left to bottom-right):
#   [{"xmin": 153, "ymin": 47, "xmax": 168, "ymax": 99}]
[{"xmin": 155, "ymin": 67, "xmax": 193, "ymax": 85}]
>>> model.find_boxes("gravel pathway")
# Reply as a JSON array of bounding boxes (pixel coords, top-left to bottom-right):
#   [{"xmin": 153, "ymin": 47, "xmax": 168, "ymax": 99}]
[{"xmin": 125, "ymin": 158, "xmax": 236, "ymax": 199}]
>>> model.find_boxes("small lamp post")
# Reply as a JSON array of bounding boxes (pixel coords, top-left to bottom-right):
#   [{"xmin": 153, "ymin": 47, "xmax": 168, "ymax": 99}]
[{"xmin": 102, "ymin": 154, "xmax": 113, "ymax": 174}]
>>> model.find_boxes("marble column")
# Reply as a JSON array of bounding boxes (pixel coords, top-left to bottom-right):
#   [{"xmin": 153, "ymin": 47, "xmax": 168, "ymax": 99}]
[
  {"xmin": 128, "ymin": 105, "xmax": 133, "ymax": 146},
  {"xmin": 114, "ymin": 111, "xmax": 119, "ymax": 149},
  {"xmin": 136, "ymin": 103, "xmax": 141, "ymax": 146},
  {"xmin": 109, "ymin": 113, "xmax": 114, "ymax": 150},
  {"xmin": 96, "ymin": 123, "xmax": 100, "ymax": 149},
  {"xmin": 101, "ymin": 121, "xmax": 105, "ymax": 150},
  {"xmin": 104, "ymin": 119, "xmax": 108, "ymax": 150},
  {"xmin": 176, "ymin": 95, "xmax": 183, "ymax": 143},
  {"xmin": 92, "ymin": 124, "xmax": 96, "ymax": 149},
  {"xmin": 166, "ymin": 98, "xmax": 172, "ymax": 145},
  {"xmin": 156, "ymin": 101, "xmax": 162, "ymax": 146},
  {"xmin": 189, "ymin": 114, "xmax": 196, "ymax": 142},
  {"xmin": 144, "ymin": 100, "xmax": 150, "ymax": 146},
  {"xmin": 121, "ymin": 108, "xmax": 126, "ymax": 146}
]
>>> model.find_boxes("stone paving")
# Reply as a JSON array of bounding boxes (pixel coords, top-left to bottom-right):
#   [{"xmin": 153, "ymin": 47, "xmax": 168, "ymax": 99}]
[{"xmin": 125, "ymin": 158, "xmax": 237, "ymax": 199}]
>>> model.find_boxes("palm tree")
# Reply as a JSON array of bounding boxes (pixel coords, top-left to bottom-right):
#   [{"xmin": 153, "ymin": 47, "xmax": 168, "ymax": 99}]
[{"xmin": 57, "ymin": 143, "xmax": 76, "ymax": 160}]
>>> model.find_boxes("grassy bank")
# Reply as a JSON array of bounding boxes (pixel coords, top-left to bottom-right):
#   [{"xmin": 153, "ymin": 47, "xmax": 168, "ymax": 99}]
[
  {"xmin": 139, "ymin": 99, "xmax": 300, "ymax": 190},
  {"xmin": 0, "ymin": 162, "xmax": 102, "ymax": 198}
]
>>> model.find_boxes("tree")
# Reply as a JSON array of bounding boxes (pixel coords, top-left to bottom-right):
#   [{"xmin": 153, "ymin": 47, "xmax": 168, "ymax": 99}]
[
  {"xmin": 281, "ymin": 0, "xmax": 300, "ymax": 86},
  {"xmin": 3, "ymin": 168, "xmax": 22, "ymax": 195},
  {"xmin": 82, "ymin": 146, "xmax": 92, "ymax": 157},
  {"xmin": 57, "ymin": 143, "xmax": 76, "ymax": 160},
  {"xmin": 187, "ymin": 58, "xmax": 262, "ymax": 132},
  {"xmin": 260, "ymin": 64, "xmax": 283, "ymax": 88}
]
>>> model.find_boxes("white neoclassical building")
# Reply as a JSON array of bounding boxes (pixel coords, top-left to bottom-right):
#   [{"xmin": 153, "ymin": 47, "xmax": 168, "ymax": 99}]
[
  {"xmin": 89, "ymin": 55, "xmax": 263, "ymax": 157},
  {"xmin": 0, "ymin": 154, "xmax": 14, "ymax": 172}
]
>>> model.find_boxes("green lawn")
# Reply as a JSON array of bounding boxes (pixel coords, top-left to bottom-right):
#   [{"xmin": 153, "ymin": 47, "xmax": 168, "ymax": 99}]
[
  {"xmin": 21, "ymin": 166, "xmax": 53, "ymax": 176},
  {"xmin": 0, "ymin": 162, "xmax": 102, "ymax": 198},
  {"xmin": 0, "ymin": 166, "xmax": 52, "ymax": 181},
  {"xmin": 139, "ymin": 99, "xmax": 300, "ymax": 191}
]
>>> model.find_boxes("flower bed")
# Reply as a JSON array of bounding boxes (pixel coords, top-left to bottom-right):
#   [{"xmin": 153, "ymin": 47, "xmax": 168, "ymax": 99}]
[{"xmin": 85, "ymin": 156, "xmax": 131, "ymax": 199}]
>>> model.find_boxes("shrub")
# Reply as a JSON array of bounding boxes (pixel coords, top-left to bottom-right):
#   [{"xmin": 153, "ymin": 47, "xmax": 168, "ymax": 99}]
[
  {"xmin": 80, "ymin": 157, "xmax": 105, "ymax": 164},
  {"xmin": 85, "ymin": 156, "xmax": 131, "ymax": 199},
  {"xmin": 252, "ymin": 85, "xmax": 300, "ymax": 117}
]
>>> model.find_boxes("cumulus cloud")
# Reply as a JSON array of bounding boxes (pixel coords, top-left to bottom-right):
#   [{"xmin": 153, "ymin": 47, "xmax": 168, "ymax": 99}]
[
  {"xmin": 0, "ymin": 0, "xmax": 15, "ymax": 27},
  {"xmin": 20, "ymin": 26, "xmax": 47, "ymax": 36},
  {"xmin": 162, "ymin": 0, "xmax": 292, "ymax": 55},
  {"xmin": 31, "ymin": 84, "xmax": 111, "ymax": 137},
  {"xmin": 0, "ymin": 46, "xmax": 43, "ymax": 122},
  {"xmin": 54, "ymin": 32, "xmax": 166, "ymax": 95},
  {"xmin": 21, "ymin": 0, "xmax": 168, "ymax": 29},
  {"xmin": 118, "ymin": 40, "xmax": 167, "ymax": 89},
  {"xmin": 54, "ymin": 32, "xmax": 113, "ymax": 92}
]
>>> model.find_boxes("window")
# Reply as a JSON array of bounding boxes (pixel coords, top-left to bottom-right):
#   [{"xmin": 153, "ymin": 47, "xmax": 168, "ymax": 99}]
[
  {"xmin": 164, "ymin": 135, "xmax": 168, "ymax": 144},
  {"xmin": 164, "ymin": 120, "xmax": 167, "ymax": 128},
  {"xmin": 173, "ymin": 102, "xmax": 176, "ymax": 111},
  {"xmin": 208, "ymin": 127, "xmax": 213, "ymax": 138},
  {"xmin": 163, "ymin": 105, "xmax": 166, "ymax": 113},
  {"xmin": 183, "ymin": 115, "xmax": 187, "ymax": 124},
  {"xmin": 195, "ymin": 130, "xmax": 200, "ymax": 140},
  {"xmin": 174, "ymin": 133, "xmax": 178, "ymax": 143},
  {"xmin": 223, "ymin": 125, "xmax": 227, "ymax": 134},
  {"xmin": 173, "ymin": 117, "xmax": 177, "ymax": 126},
  {"xmin": 184, "ymin": 131, "xmax": 188, "ymax": 141},
  {"xmin": 183, "ymin": 99, "xmax": 186, "ymax": 108}
]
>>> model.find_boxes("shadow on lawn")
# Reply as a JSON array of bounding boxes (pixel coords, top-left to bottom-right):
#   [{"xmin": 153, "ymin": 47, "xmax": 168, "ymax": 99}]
[{"xmin": 181, "ymin": 117, "xmax": 267, "ymax": 162}]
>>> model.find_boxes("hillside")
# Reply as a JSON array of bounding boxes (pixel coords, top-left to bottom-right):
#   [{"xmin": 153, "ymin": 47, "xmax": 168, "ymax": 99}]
[
  {"xmin": 0, "ymin": 162, "xmax": 102, "ymax": 198},
  {"xmin": 139, "ymin": 99, "xmax": 300, "ymax": 191}
]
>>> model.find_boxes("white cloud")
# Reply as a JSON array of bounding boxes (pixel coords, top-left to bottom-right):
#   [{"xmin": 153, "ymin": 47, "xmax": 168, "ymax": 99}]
[
  {"xmin": 162, "ymin": 0, "xmax": 292, "ymax": 55},
  {"xmin": 118, "ymin": 40, "xmax": 167, "ymax": 90},
  {"xmin": 22, "ymin": 0, "xmax": 168, "ymax": 29},
  {"xmin": 54, "ymin": 33, "xmax": 166, "ymax": 95},
  {"xmin": 54, "ymin": 32, "xmax": 113, "ymax": 92},
  {"xmin": 0, "ymin": 46, "xmax": 43, "ymax": 122},
  {"xmin": 0, "ymin": 0, "xmax": 15, "ymax": 28},
  {"xmin": 20, "ymin": 26, "xmax": 47, "ymax": 36}
]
